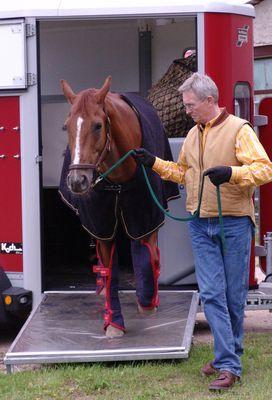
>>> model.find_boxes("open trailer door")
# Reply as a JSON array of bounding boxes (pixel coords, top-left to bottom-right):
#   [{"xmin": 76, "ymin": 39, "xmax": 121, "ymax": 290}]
[
  {"xmin": 258, "ymin": 97, "xmax": 272, "ymax": 278},
  {"xmin": 4, "ymin": 290, "xmax": 198, "ymax": 372}
]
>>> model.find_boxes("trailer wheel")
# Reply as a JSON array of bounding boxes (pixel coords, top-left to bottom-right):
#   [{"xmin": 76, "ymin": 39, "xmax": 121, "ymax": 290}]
[
  {"xmin": 0, "ymin": 266, "xmax": 12, "ymax": 325},
  {"xmin": 264, "ymin": 273, "xmax": 272, "ymax": 283},
  {"xmin": 0, "ymin": 266, "xmax": 32, "ymax": 327}
]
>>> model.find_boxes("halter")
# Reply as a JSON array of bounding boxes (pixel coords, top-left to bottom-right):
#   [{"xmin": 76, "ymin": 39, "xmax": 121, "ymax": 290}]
[{"xmin": 69, "ymin": 114, "xmax": 111, "ymax": 172}]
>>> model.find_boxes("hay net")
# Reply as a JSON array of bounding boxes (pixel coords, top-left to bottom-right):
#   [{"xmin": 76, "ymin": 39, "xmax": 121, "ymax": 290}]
[{"xmin": 147, "ymin": 54, "xmax": 197, "ymax": 138}]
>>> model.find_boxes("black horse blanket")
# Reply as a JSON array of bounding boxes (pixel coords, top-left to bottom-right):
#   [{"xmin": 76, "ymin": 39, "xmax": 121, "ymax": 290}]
[{"xmin": 59, "ymin": 93, "xmax": 179, "ymax": 240}]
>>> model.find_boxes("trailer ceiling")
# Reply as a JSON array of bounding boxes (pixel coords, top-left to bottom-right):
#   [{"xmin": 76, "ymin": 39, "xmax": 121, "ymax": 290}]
[{"xmin": 0, "ymin": 1, "xmax": 255, "ymax": 19}]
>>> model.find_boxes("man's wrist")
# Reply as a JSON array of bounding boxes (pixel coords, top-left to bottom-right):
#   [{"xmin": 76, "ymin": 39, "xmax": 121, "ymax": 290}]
[
  {"xmin": 229, "ymin": 166, "xmax": 241, "ymax": 184},
  {"xmin": 153, "ymin": 157, "xmax": 165, "ymax": 172}
]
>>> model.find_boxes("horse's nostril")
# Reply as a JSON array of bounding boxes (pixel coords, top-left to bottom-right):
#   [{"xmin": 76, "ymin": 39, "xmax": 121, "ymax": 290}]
[
  {"xmin": 67, "ymin": 171, "xmax": 92, "ymax": 194},
  {"xmin": 81, "ymin": 175, "xmax": 89, "ymax": 190},
  {"xmin": 67, "ymin": 174, "xmax": 72, "ymax": 189}
]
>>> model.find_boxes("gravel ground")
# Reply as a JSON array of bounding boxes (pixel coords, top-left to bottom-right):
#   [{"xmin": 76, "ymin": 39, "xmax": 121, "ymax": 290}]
[
  {"xmin": 194, "ymin": 266, "xmax": 272, "ymax": 343},
  {"xmin": 194, "ymin": 309, "xmax": 272, "ymax": 345}
]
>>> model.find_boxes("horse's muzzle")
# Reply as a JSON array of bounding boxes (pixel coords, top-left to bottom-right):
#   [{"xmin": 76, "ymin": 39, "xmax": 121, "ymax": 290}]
[{"xmin": 67, "ymin": 170, "xmax": 93, "ymax": 194}]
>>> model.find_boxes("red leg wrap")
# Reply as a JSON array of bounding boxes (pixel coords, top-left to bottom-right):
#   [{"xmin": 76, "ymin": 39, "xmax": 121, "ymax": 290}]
[
  {"xmin": 140, "ymin": 242, "xmax": 160, "ymax": 309},
  {"xmin": 95, "ymin": 243, "xmax": 125, "ymax": 332}
]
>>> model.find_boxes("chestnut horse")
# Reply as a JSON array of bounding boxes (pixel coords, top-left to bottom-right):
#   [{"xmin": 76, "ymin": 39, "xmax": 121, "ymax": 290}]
[{"xmin": 60, "ymin": 77, "xmax": 177, "ymax": 338}]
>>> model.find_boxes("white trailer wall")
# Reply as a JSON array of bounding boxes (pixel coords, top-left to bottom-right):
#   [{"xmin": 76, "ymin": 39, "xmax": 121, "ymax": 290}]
[
  {"xmin": 152, "ymin": 18, "xmax": 195, "ymax": 83},
  {"xmin": 39, "ymin": 20, "xmax": 139, "ymax": 94},
  {"xmin": 40, "ymin": 17, "xmax": 195, "ymax": 186},
  {"xmin": 40, "ymin": 18, "xmax": 195, "ymax": 96}
]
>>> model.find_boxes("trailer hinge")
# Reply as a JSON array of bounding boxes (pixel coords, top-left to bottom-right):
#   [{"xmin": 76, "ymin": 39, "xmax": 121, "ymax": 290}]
[
  {"xmin": 27, "ymin": 73, "xmax": 37, "ymax": 86},
  {"xmin": 26, "ymin": 24, "xmax": 36, "ymax": 37},
  {"xmin": 35, "ymin": 155, "xmax": 43, "ymax": 164}
]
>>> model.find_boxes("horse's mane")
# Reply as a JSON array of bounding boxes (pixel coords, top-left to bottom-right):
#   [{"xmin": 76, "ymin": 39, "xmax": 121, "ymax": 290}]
[{"xmin": 73, "ymin": 89, "xmax": 97, "ymax": 116}]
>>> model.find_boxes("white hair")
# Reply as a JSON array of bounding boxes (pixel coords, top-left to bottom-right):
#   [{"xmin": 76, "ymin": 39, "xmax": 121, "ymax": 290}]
[{"xmin": 178, "ymin": 73, "xmax": 219, "ymax": 103}]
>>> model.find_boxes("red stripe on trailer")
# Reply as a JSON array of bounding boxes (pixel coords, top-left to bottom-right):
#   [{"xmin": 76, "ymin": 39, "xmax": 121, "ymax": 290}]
[
  {"xmin": 0, "ymin": 96, "xmax": 23, "ymax": 273},
  {"xmin": 204, "ymin": 13, "xmax": 254, "ymax": 117},
  {"xmin": 204, "ymin": 13, "xmax": 257, "ymax": 286},
  {"xmin": 259, "ymin": 97, "xmax": 272, "ymax": 274}
]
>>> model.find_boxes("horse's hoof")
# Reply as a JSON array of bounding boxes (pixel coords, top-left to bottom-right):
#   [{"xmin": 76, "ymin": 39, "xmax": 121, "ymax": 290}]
[
  {"xmin": 106, "ymin": 325, "xmax": 124, "ymax": 338},
  {"xmin": 138, "ymin": 304, "xmax": 158, "ymax": 315}
]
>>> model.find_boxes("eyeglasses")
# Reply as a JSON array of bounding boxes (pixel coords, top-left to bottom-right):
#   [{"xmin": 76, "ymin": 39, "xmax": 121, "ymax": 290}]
[
  {"xmin": 183, "ymin": 98, "xmax": 206, "ymax": 111},
  {"xmin": 183, "ymin": 103, "xmax": 196, "ymax": 111}
]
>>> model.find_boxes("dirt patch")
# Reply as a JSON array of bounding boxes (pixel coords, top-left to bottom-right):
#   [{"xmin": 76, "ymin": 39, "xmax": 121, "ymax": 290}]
[
  {"xmin": 193, "ymin": 309, "xmax": 272, "ymax": 345},
  {"xmin": 193, "ymin": 266, "xmax": 272, "ymax": 344},
  {"xmin": 0, "ymin": 328, "xmax": 19, "ymax": 373}
]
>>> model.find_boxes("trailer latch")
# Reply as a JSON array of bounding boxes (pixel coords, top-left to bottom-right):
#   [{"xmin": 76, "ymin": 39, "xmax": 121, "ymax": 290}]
[
  {"xmin": 255, "ymin": 245, "xmax": 267, "ymax": 257},
  {"xmin": 254, "ymin": 115, "xmax": 268, "ymax": 127}
]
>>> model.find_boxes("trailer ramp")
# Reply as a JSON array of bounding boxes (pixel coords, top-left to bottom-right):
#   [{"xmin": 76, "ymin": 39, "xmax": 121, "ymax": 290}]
[{"xmin": 4, "ymin": 290, "xmax": 198, "ymax": 372}]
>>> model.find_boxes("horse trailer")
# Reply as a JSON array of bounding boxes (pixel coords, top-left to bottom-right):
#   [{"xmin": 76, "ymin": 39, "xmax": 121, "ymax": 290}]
[{"xmin": 1, "ymin": 0, "xmax": 272, "ymax": 371}]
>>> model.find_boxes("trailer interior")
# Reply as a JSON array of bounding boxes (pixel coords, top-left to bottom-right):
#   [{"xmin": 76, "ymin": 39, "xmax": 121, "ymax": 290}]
[{"xmin": 39, "ymin": 16, "xmax": 197, "ymax": 291}]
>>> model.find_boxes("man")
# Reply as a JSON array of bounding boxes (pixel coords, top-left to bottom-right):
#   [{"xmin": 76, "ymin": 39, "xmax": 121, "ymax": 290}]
[{"xmin": 133, "ymin": 73, "xmax": 272, "ymax": 391}]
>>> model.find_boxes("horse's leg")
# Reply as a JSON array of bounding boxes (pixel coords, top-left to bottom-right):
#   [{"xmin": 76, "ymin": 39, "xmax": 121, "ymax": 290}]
[
  {"xmin": 131, "ymin": 231, "xmax": 160, "ymax": 314},
  {"xmin": 94, "ymin": 240, "xmax": 125, "ymax": 337},
  {"xmin": 94, "ymin": 241, "xmax": 107, "ymax": 296}
]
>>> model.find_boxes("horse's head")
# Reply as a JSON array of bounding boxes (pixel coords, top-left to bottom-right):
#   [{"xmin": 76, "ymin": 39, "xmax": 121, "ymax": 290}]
[{"xmin": 61, "ymin": 77, "xmax": 112, "ymax": 194}]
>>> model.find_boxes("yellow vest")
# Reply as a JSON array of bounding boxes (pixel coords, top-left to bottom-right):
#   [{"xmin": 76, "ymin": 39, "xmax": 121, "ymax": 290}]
[{"xmin": 183, "ymin": 110, "xmax": 255, "ymax": 221}]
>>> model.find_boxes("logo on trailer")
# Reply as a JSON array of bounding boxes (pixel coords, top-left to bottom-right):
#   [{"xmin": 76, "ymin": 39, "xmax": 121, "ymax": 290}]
[
  {"xmin": 0, "ymin": 242, "xmax": 23, "ymax": 254},
  {"xmin": 236, "ymin": 25, "xmax": 249, "ymax": 47}
]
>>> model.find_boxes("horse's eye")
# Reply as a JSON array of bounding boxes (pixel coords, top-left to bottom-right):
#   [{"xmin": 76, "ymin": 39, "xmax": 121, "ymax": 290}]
[{"xmin": 94, "ymin": 123, "xmax": 102, "ymax": 132}]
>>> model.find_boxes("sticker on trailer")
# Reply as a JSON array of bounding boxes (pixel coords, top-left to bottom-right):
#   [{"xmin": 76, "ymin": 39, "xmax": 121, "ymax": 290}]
[
  {"xmin": 0, "ymin": 242, "xmax": 23, "ymax": 254},
  {"xmin": 236, "ymin": 25, "xmax": 249, "ymax": 47}
]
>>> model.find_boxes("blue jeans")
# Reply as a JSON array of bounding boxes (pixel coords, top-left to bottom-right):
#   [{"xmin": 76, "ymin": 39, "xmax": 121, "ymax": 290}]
[{"xmin": 188, "ymin": 216, "xmax": 253, "ymax": 377}]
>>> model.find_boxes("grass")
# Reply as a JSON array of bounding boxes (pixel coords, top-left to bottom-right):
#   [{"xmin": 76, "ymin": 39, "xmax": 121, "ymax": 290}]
[{"xmin": 0, "ymin": 333, "xmax": 271, "ymax": 400}]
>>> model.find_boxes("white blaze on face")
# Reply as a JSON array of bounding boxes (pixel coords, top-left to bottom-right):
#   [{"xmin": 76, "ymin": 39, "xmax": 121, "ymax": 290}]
[{"xmin": 73, "ymin": 116, "xmax": 84, "ymax": 164}]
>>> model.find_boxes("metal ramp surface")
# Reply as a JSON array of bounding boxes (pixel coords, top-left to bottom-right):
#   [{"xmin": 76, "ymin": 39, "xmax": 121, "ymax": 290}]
[{"xmin": 4, "ymin": 290, "xmax": 198, "ymax": 372}]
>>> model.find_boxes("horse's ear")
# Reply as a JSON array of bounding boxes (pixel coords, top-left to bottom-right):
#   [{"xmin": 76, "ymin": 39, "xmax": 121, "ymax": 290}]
[
  {"xmin": 95, "ymin": 76, "xmax": 112, "ymax": 104},
  {"xmin": 61, "ymin": 79, "xmax": 76, "ymax": 104}
]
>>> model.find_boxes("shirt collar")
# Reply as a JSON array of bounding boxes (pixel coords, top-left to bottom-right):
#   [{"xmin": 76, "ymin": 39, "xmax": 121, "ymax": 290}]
[{"xmin": 198, "ymin": 107, "xmax": 229, "ymax": 131}]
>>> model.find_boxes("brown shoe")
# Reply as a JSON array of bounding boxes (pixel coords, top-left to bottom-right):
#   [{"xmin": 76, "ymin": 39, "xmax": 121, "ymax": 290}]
[
  {"xmin": 209, "ymin": 371, "xmax": 240, "ymax": 391},
  {"xmin": 201, "ymin": 361, "xmax": 218, "ymax": 377}
]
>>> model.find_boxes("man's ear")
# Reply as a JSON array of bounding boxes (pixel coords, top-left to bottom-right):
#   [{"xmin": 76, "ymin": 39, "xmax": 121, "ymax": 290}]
[{"xmin": 207, "ymin": 95, "xmax": 215, "ymax": 105}]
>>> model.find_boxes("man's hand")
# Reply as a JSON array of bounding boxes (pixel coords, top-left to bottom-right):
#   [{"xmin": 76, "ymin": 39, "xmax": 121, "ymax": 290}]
[
  {"xmin": 132, "ymin": 148, "xmax": 156, "ymax": 168},
  {"xmin": 204, "ymin": 166, "xmax": 232, "ymax": 186}
]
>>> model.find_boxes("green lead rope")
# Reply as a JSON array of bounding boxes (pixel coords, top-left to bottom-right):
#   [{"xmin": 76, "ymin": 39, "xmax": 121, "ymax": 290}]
[
  {"xmin": 141, "ymin": 166, "xmax": 226, "ymax": 253},
  {"xmin": 98, "ymin": 149, "xmax": 226, "ymax": 253}
]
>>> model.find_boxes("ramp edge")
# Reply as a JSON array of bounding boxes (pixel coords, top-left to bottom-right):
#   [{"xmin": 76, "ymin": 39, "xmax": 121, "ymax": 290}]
[
  {"xmin": 182, "ymin": 291, "xmax": 199, "ymax": 352},
  {"xmin": 4, "ymin": 290, "xmax": 197, "ymax": 369}
]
